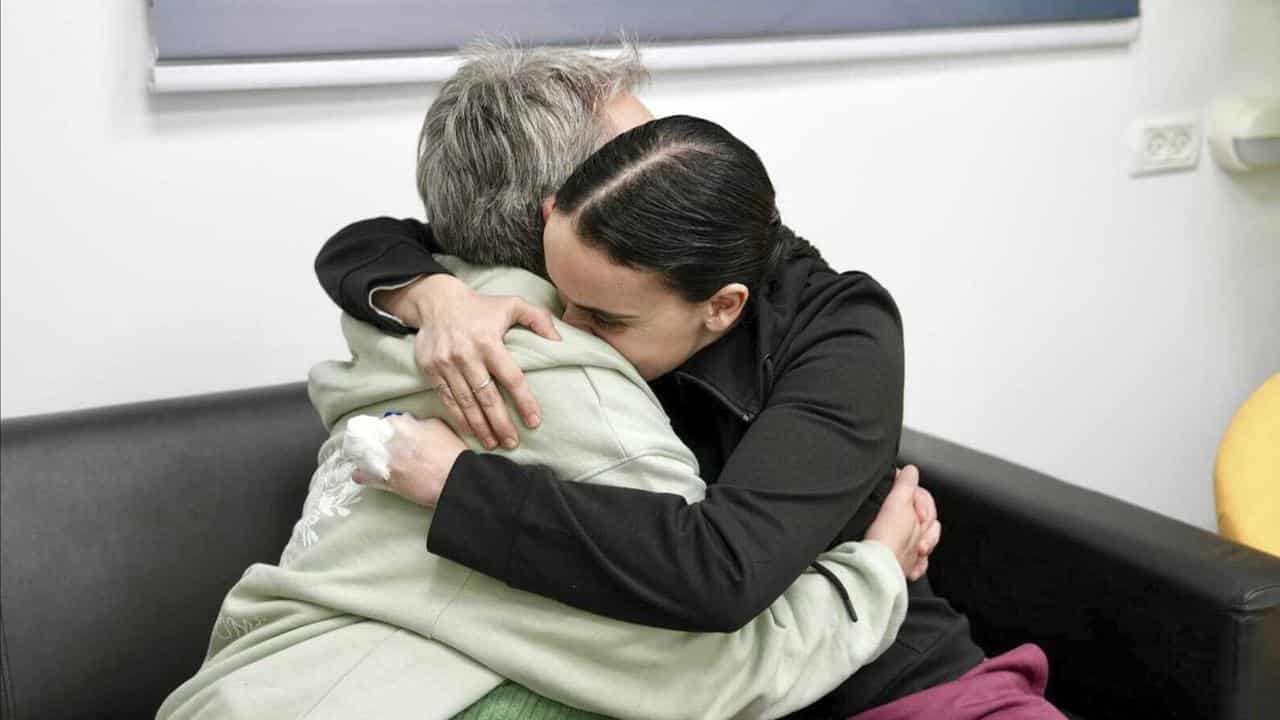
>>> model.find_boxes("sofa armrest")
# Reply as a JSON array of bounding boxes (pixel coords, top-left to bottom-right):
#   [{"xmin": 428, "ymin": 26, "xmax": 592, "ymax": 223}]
[
  {"xmin": 899, "ymin": 428, "xmax": 1280, "ymax": 720},
  {"xmin": 1, "ymin": 383, "xmax": 325, "ymax": 720}
]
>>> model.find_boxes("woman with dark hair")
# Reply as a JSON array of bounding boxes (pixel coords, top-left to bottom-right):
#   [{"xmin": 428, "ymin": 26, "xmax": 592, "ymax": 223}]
[
  {"xmin": 321, "ymin": 115, "xmax": 1063, "ymax": 718},
  {"xmin": 535, "ymin": 113, "xmax": 1062, "ymax": 719}
]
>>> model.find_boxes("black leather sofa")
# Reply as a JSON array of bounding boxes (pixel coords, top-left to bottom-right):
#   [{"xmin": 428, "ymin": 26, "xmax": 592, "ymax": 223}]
[{"xmin": 2, "ymin": 382, "xmax": 1278, "ymax": 720}]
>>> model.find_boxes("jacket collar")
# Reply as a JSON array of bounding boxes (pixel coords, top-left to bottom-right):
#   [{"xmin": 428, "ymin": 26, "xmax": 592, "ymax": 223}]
[
  {"xmin": 669, "ymin": 228, "xmax": 820, "ymax": 421},
  {"xmin": 672, "ymin": 309, "xmax": 765, "ymax": 422}
]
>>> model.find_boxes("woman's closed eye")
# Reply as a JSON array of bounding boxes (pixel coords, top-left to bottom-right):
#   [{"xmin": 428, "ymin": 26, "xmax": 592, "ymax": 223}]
[{"xmin": 591, "ymin": 313, "xmax": 626, "ymax": 330}]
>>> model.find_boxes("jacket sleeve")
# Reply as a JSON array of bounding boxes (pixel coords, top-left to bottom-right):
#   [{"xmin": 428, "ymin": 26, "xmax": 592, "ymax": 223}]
[
  {"xmin": 428, "ymin": 276, "xmax": 905, "ymax": 631},
  {"xmin": 314, "ymin": 217, "xmax": 450, "ymax": 334},
  {"xmin": 433, "ymin": 520, "xmax": 907, "ymax": 720},
  {"xmin": 428, "ymin": 353, "xmax": 906, "ymax": 718}
]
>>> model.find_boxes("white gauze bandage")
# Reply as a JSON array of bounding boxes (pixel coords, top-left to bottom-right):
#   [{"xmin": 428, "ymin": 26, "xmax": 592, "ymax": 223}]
[{"xmin": 342, "ymin": 415, "xmax": 396, "ymax": 481}]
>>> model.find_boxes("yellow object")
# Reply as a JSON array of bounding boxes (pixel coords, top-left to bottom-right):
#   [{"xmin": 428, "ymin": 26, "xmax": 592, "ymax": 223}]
[{"xmin": 1215, "ymin": 373, "xmax": 1280, "ymax": 557}]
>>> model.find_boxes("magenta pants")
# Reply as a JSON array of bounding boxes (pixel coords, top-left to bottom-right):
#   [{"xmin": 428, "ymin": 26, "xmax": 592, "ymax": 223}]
[{"xmin": 849, "ymin": 644, "xmax": 1067, "ymax": 720}]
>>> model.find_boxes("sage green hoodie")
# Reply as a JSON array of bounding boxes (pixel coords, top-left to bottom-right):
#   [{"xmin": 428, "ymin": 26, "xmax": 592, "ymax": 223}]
[{"xmin": 157, "ymin": 257, "xmax": 907, "ymax": 720}]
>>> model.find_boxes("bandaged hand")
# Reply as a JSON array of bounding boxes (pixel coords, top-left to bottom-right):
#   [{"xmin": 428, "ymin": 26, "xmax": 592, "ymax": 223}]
[{"xmin": 349, "ymin": 414, "xmax": 467, "ymax": 509}]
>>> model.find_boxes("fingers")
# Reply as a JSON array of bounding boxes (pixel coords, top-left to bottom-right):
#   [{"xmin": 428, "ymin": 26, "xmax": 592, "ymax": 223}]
[
  {"xmin": 909, "ymin": 520, "xmax": 938, "ymax": 582},
  {"xmin": 471, "ymin": 368, "xmax": 519, "ymax": 450},
  {"xmin": 434, "ymin": 351, "xmax": 530, "ymax": 449},
  {"xmin": 885, "ymin": 464, "xmax": 920, "ymax": 509},
  {"xmin": 456, "ymin": 342, "xmax": 519, "ymax": 449},
  {"xmin": 430, "ymin": 375, "xmax": 473, "ymax": 437},
  {"xmin": 907, "ymin": 509, "xmax": 927, "ymax": 557},
  {"xmin": 918, "ymin": 519, "xmax": 941, "ymax": 560},
  {"xmin": 412, "ymin": 295, "xmax": 552, "ymax": 448},
  {"xmin": 438, "ymin": 364, "xmax": 498, "ymax": 450},
  {"xmin": 415, "ymin": 330, "xmax": 472, "ymax": 438},
  {"xmin": 482, "ymin": 342, "xmax": 540, "ymax": 431},
  {"xmin": 913, "ymin": 485, "xmax": 936, "ymax": 526},
  {"xmin": 509, "ymin": 298, "xmax": 562, "ymax": 342},
  {"xmin": 907, "ymin": 557, "xmax": 929, "ymax": 582}
]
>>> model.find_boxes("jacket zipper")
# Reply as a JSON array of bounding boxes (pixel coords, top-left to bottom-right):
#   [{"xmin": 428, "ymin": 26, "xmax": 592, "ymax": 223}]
[{"xmin": 674, "ymin": 371, "xmax": 755, "ymax": 423}]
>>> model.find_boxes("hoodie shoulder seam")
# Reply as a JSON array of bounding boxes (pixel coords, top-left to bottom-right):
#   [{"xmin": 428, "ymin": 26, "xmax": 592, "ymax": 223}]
[{"xmin": 577, "ymin": 365, "xmax": 633, "ymax": 462}]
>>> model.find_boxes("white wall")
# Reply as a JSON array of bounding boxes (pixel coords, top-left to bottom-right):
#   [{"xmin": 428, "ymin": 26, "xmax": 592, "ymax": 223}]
[{"xmin": 2, "ymin": 1, "xmax": 1276, "ymax": 530}]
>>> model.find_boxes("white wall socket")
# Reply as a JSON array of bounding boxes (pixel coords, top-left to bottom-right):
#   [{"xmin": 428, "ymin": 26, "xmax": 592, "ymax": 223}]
[{"xmin": 1130, "ymin": 115, "xmax": 1201, "ymax": 177}]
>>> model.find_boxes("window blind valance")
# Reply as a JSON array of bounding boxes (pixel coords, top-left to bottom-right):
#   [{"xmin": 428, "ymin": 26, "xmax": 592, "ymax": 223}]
[{"xmin": 148, "ymin": 0, "xmax": 1140, "ymax": 92}]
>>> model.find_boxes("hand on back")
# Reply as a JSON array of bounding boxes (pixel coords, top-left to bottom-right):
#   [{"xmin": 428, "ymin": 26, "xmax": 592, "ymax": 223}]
[
  {"xmin": 377, "ymin": 274, "xmax": 561, "ymax": 450},
  {"xmin": 352, "ymin": 415, "xmax": 465, "ymax": 508}
]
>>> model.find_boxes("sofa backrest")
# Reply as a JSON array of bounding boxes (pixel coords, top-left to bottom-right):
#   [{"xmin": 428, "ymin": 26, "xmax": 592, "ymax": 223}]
[
  {"xmin": 7, "ymin": 382, "xmax": 1278, "ymax": 720},
  {"xmin": 1, "ymin": 383, "xmax": 326, "ymax": 720}
]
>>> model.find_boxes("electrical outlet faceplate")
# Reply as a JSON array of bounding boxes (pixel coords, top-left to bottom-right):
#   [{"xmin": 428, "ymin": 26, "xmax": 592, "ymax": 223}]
[{"xmin": 1130, "ymin": 115, "xmax": 1201, "ymax": 176}]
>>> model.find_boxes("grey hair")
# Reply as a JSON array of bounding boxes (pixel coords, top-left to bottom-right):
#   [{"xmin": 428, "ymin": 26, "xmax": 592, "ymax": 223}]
[{"xmin": 416, "ymin": 41, "xmax": 648, "ymax": 275}]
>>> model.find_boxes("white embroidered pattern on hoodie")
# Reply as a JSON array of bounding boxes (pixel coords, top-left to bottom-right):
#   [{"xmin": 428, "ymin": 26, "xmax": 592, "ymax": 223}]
[{"xmin": 280, "ymin": 450, "xmax": 364, "ymax": 567}]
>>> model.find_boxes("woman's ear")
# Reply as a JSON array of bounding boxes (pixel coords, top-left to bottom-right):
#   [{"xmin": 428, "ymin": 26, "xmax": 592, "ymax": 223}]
[
  {"xmin": 705, "ymin": 284, "xmax": 749, "ymax": 332},
  {"xmin": 541, "ymin": 196, "xmax": 555, "ymax": 222}
]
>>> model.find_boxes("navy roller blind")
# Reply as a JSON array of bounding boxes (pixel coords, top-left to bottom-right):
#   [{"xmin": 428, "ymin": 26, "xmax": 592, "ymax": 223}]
[{"xmin": 152, "ymin": 1, "xmax": 1141, "ymax": 62}]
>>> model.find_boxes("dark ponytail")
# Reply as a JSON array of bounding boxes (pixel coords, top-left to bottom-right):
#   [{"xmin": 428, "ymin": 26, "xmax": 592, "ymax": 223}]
[
  {"xmin": 554, "ymin": 115, "xmax": 783, "ymax": 302},
  {"xmin": 763, "ymin": 208, "xmax": 789, "ymax": 286}
]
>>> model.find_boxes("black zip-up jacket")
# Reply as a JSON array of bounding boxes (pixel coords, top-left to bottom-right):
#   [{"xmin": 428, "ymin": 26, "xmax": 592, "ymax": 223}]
[{"xmin": 315, "ymin": 217, "xmax": 984, "ymax": 717}]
